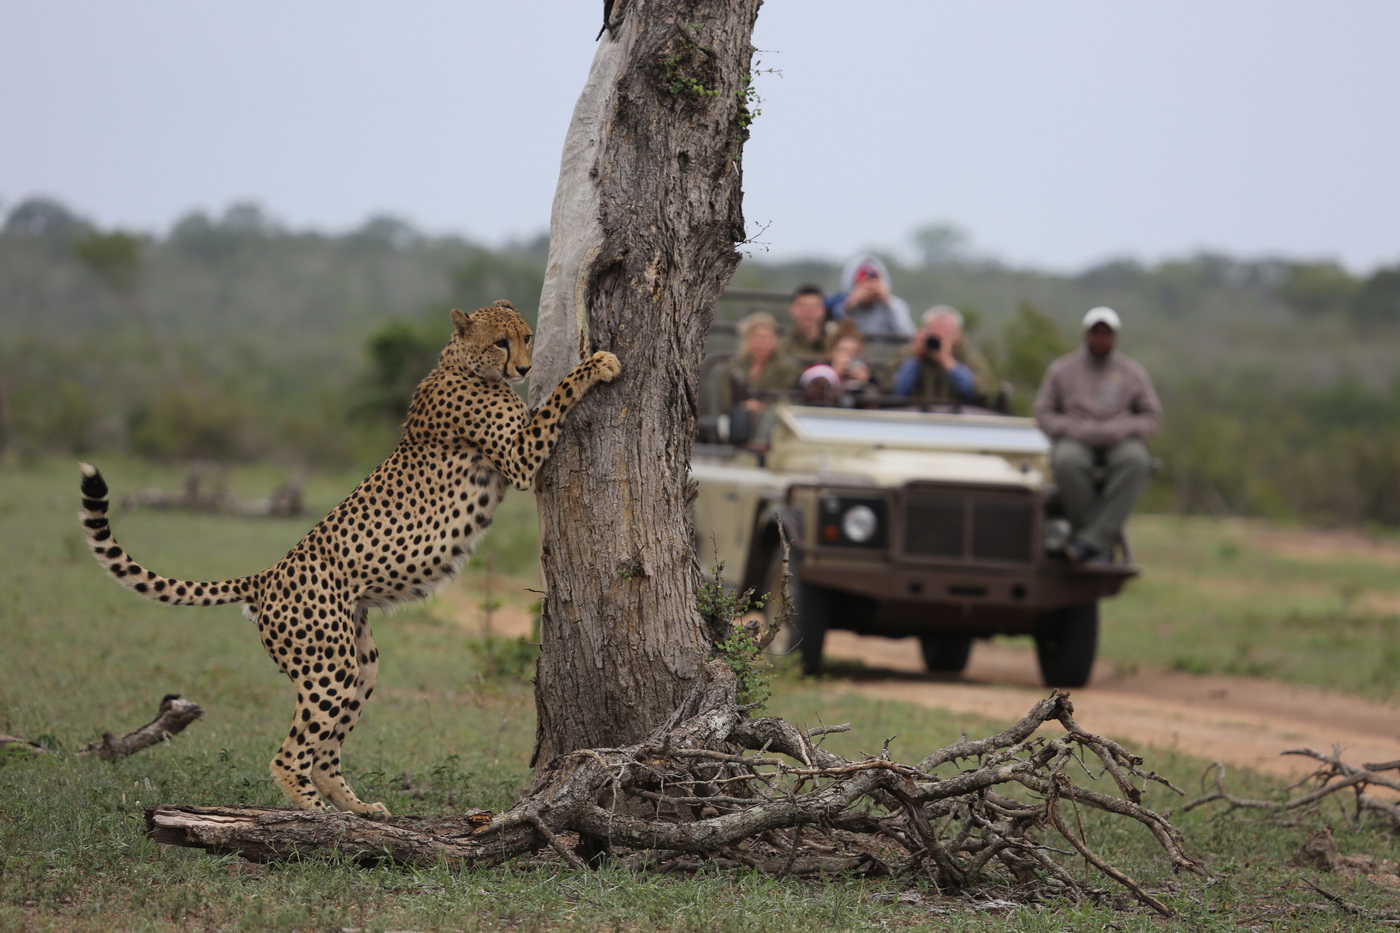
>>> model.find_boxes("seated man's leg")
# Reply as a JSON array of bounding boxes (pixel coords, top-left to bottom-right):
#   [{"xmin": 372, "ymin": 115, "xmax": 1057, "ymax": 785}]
[
  {"xmin": 1076, "ymin": 438, "xmax": 1151, "ymax": 556},
  {"xmin": 1050, "ymin": 438, "xmax": 1098, "ymax": 536}
]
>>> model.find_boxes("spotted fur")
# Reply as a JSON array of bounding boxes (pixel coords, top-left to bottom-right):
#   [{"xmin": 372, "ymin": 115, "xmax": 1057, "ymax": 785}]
[{"xmin": 79, "ymin": 300, "xmax": 620, "ymax": 817}]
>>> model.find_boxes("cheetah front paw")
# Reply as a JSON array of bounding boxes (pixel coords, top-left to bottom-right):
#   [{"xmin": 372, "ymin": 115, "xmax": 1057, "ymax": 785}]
[{"xmin": 590, "ymin": 351, "xmax": 621, "ymax": 382}]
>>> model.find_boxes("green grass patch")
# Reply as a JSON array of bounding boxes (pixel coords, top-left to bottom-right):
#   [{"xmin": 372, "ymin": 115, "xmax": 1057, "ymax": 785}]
[
  {"xmin": 3, "ymin": 458, "xmax": 1399, "ymax": 930},
  {"xmin": 1099, "ymin": 514, "xmax": 1400, "ymax": 699}
]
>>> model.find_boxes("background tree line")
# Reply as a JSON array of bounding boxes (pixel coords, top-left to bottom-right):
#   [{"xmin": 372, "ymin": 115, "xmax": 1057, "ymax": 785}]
[{"xmin": 4, "ymin": 199, "xmax": 1399, "ymax": 528}]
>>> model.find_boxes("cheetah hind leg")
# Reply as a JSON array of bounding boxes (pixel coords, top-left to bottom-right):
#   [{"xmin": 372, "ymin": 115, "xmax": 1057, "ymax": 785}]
[
  {"xmin": 263, "ymin": 603, "xmax": 387, "ymax": 818},
  {"xmin": 306, "ymin": 607, "xmax": 388, "ymax": 818},
  {"xmin": 270, "ymin": 667, "xmax": 387, "ymax": 818}
]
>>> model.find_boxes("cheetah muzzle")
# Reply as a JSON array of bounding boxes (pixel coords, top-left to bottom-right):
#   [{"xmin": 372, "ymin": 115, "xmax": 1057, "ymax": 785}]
[{"xmin": 79, "ymin": 300, "xmax": 621, "ymax": 817}]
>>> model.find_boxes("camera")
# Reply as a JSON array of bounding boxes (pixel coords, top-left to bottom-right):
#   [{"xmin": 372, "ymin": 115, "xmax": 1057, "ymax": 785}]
[{"xmin": 924, "ymin": 335, "xmax": 941, "ymax": 352}]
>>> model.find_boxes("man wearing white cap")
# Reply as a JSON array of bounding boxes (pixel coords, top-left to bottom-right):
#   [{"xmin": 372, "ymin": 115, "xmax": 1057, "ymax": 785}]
[{"xmin": 1032, "ymin": 307, "xmax": 1162, "ymax": 563}]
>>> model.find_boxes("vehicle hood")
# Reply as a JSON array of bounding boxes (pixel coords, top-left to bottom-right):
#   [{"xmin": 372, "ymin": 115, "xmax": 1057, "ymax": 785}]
[
  {"xmin": 772, "ymin": 445, "xmax": 1045, "ymax": 489},
  {"xmin": 762, "ymin": 404, "xmax": 1051, "ymax": 489}
]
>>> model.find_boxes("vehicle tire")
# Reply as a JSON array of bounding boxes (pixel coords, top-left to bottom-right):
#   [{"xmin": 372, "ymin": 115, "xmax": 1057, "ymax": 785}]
[
  {"xmin": 793, "ymin": 581, "xmax": 833, "ymax": 676},
  {"xmin": 919, "ymin": 634, "xmax": 974, "ymax": 674},
  {"xmin": 1034, "ymin": 601, "xmax": 1099, "ymax": 688},
  {"xmin": 767, "ymin": 550, "xmax": 832, "ymax": 677}
]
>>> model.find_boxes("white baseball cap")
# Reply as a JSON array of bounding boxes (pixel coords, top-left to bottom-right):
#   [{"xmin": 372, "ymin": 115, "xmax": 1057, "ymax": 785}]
[{"xmin": 1082, "ymin": 306, "xmax": 1121, "ymax": 331}]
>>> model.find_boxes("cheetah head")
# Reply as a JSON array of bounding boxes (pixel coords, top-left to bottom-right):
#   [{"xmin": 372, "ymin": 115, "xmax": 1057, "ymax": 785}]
[{"xmin": 446, "ymin": 300, "xmax": 534, "ymax": 384}]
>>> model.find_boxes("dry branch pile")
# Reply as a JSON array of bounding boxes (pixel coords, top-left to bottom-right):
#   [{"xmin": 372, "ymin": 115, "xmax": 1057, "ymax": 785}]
[
  {"xmin": 1186, "ymin": 748, "xmax": 1400, "ymax": 830},
  {"xmin": 149, "ymin": 662, "xmax": 1203, "ymax": 916}
]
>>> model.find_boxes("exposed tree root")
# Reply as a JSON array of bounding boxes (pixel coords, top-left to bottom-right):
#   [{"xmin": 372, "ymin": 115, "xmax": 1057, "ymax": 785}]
[{"xmin": 147, "ymin": 663, "xmax": 1202, "ymax": 915}]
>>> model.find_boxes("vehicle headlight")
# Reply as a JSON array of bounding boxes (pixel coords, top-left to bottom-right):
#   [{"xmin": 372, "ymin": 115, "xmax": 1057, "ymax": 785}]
[
  {"xmin": 841, "ymin": 504, "xmax": 879, "ymax": 543},
  {"xmin": 815, "ymin": 493, "xmax": 888, "ymax": 548}
]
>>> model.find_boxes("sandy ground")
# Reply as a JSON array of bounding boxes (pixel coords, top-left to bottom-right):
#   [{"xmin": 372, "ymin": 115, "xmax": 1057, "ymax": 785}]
[
  {"xmin": 820, "ymin": 632, "xmax": 1400, "ymax": 780},
  {"xmin": 442, "ymin": 582, "xmax": 1400, "ymax": 782}
]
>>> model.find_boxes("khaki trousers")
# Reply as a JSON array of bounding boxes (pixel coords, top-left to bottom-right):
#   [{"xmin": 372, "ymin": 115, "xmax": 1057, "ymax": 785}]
[{"xmin": 1050, "ymin": 437, "xmax": 1151, "ymax": 554}]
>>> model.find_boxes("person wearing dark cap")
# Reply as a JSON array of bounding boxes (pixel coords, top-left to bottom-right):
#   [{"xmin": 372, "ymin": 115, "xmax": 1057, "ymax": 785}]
[
  {"xmin": 1032, "ymin": 307, "xmax": 1162, "ymax": 563},
  {"xmin": 829, "ymin": 254, "xmax": 916, "ymax": 338}
]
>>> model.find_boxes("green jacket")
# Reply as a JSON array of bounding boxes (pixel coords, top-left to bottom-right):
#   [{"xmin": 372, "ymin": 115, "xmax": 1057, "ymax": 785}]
[{"xmin": 718, "ymin": 352, "xmax": 803, "ymax": 412}]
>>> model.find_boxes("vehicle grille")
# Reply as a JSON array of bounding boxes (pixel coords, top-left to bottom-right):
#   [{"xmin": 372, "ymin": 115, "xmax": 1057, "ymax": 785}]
[{"xmin": 901, "ymin": 490, "xmax": 1035, "ymax": 564}]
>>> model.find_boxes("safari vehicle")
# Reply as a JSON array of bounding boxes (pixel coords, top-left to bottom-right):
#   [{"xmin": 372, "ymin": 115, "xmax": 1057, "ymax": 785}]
[{"xmin": 692, "ymin": 293, "xmax": 1138, "ymax": 687}]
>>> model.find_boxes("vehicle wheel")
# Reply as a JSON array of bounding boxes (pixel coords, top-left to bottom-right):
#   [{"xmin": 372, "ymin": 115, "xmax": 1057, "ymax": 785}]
[
  {"xmin": 1034, "ymin": 601, "xmax": 1099, "ymax": 688},
  {"xmin": 767, "ymin": 550, "xmax": 832, "ymax": 677},
  {"xmin": 793, "ymin": 580, "xmax": 833, "ymax": 676},
  {"xmin": 919, "ymin": 634, "xmax": 973, "ymax": 674}
]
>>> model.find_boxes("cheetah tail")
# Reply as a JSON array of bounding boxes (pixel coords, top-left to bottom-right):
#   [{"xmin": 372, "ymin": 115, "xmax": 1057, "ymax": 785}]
[{"xmin": 79, "ymin": 463, "xmax": 252, "ymax": 608}]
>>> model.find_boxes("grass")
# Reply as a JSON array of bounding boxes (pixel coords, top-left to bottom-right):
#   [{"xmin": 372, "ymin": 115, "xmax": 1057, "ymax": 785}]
[
  {"xmin": 3, "ymin": 457, "xmax": 1399, "ymax": 930},
  {"xmin": 1100, "ymin": 514, "xmax": 1400, "ymax": 699}
]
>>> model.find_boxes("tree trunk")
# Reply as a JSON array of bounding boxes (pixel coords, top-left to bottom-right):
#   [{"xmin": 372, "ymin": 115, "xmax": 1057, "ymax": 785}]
[{"xmin": 529, "ymin": 0, "xmax": 760, "ymax": 768}]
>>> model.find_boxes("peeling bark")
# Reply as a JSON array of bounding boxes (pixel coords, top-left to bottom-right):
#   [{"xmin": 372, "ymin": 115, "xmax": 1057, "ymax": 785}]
[{"xmin": 529, "ymin": 0, "xmax": 761, "ymax": 768}]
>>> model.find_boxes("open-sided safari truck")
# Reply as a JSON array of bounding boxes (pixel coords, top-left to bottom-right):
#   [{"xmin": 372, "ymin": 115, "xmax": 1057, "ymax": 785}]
[{"xmin": 692, "ymin": 291, "xmax": 1138, "ymax": 687}]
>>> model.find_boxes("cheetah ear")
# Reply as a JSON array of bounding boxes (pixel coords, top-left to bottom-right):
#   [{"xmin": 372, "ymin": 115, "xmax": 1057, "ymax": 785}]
[{"xmin": 450, "ymin": 308, "xmax": 471, "ymax": 333}]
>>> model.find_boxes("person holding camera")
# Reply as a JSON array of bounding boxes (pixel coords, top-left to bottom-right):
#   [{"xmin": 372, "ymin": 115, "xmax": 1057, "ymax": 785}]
[
  {"xmin": 830, "ymin": 254, "xmax": 916, "ymax": 338},
  {"xmin": 890, "ymin": 305, "xmax": 997, "ymax": 405}
]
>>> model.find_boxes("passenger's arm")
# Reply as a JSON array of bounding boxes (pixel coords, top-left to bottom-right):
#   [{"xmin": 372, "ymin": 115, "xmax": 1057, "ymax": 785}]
[
  {"xmin": 1032, "ymin": 367, "xmax": 1073, "ymax": 438},
  {"xmin": 947, "ymin": 362, "xmax": 975, "ymax": 401},
  {"xmin": 890, "ymin": 357, "xmax": 920, "ymax": 397}
]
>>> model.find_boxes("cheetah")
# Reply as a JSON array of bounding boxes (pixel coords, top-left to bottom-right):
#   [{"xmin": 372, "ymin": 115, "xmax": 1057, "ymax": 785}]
[{"xmin": 79, "ymin": 300, "xmax": 620, "ymax": 817}]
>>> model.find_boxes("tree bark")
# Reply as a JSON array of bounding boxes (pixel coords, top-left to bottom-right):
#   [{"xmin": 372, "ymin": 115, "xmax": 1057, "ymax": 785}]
[{"xmin": 529, "ymin": 0, "xmax": 760, "ymax": 767}]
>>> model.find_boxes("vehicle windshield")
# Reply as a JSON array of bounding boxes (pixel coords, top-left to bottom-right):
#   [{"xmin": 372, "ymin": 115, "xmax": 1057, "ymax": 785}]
[{"xmin": 786, "ymin": 408, "xmax": 1050, "ymax": 455}]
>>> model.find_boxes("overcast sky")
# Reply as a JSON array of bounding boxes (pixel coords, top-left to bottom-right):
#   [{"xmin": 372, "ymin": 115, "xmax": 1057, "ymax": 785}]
[{"xmin": 4, "ymin": 1, "xmax": 1397, "ymax": 273}]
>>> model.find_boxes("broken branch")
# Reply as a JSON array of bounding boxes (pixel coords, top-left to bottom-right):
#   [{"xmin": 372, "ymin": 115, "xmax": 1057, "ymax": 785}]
[{"xmin": 80, "ymin": 694, "xmax": 204, "ymax": 760}]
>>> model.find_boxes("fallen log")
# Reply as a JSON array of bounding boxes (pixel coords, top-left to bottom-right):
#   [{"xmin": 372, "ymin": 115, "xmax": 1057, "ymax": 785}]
[
  {"xmin": 147, "ymin": 663, "xmax": 1203, "ymax": 915},
  {"xmin": 121, "ymin": 466, "xmax": 304, "ymax": 517},
  {"xmin": 0, "ymin": 734, "xmax": 49, "ymax": 760},
  {"xmin": 80, "ymin": 694, "xmax": 205, "ymax": 760},
  {"xmin": 147, "ymin": 806, "xmax": 507, "ymax": 866}
]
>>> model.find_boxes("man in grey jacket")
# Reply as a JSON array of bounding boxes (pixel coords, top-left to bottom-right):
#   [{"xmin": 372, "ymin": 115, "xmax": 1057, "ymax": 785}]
[{"xmin": 1033, "ymin": 307, "xmax": 1162, "ymax": 563}]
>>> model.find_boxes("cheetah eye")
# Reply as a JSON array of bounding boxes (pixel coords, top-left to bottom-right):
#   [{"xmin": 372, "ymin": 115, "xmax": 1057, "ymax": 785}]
[
  {"xmin": 524, "ymin": 334, "xmax": 533, "ymax": 344},
  {"xmin": 494, "ymin": 339, "xmax": 509, "ymax": 350}
]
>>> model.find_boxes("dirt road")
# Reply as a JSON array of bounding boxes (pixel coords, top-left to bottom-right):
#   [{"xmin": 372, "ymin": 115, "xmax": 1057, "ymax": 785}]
[
  {"xmin": 822, "ymin": 631, "xmax": 1400, "ymax": 780},
  {"xmin": 444, "ymin": 584, "xmax": 1400, "ymax": 781}
]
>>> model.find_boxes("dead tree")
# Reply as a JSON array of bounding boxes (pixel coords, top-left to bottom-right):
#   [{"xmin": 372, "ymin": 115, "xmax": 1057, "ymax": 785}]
[
  {"xmin": 1, "ymin": 694, "xmax": 203, "ymax": 761},
  {"xmin": 528, "ymin": 0, "xmax": 759, "ymax": 766}
]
